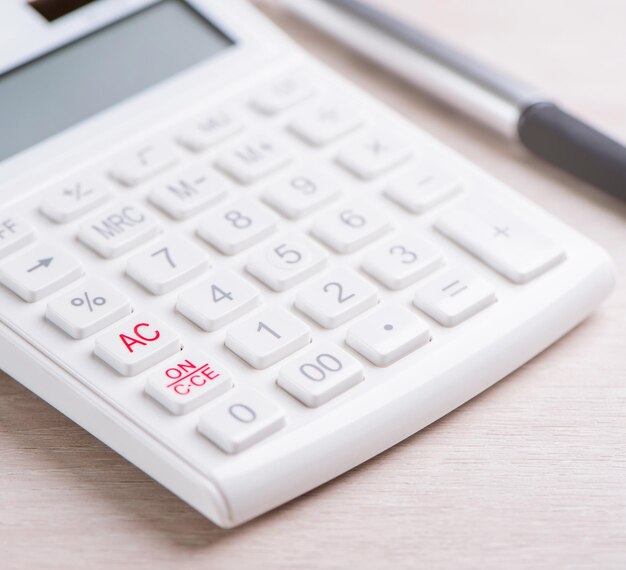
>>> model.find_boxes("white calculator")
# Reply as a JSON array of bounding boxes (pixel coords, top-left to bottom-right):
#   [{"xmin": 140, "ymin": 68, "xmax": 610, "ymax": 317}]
[{"xmin": 0, "ymin": 0, "xmax": 614, "ymax": 527}]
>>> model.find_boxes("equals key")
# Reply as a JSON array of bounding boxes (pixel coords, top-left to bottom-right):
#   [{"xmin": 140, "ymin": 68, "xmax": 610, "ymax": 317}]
[{"xmin": 414, "ymin": 267, "xmax": 497, "ymax": 327}]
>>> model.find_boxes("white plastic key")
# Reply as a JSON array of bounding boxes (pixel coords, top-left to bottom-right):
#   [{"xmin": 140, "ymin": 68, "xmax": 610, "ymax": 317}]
[
  {"xmin": 295, "ymin": 268, "xmax": 378, "ymax": 328},
  {"xmin": 145, "ymin": 349, "xmax": 233, "ymax": 415},
  {"xmin": 413, "ymin": 267, "xmax": 497, "ymax": 327},
  {"xmin": 250, "ymin": 75, "xmax": 315, "ymax": 115},
  {"xmin": 289, "ymin": 98, "xmax": 363, "ymax": 146},
  {"xmin": 148, "ymin": 163, "xmax": 230, "ymax": 220},
  {"xmin": 0, "ymin": 244, "xmax": 83, "ymax": 302},
  {"xmin": 126, "ymin": 237, "xmax": 209, "ymax": 295},
  {"xmin": 0, "ymin": 215, "xmax": 35, "ymax": 258},
  {"xmin": 262, "ymin": 167, "xmax": 340, "ymax": 219},
  {"xmin": 385, "ymin": 163, "xmax": 463, "ymax": 213},
  {"xmin": 337, "ymin": 130, "xmax": 412, "ymax": 179},
  {"xmin": 435, "ymin": 197, "xmax": 566, "ymax": 283},
  {"xmin": 176, "ymin": 106, "xmax": 244, "ymax": 152},
  {"xmin": 215, "ymin": 134, "xmax": 292, "ymax": 184},
  {"xmin": 225, "ymin": 306, "xmax": 311, "ymax": 369},
  {"xmin": 176, "ymin": 269, "xmax": 261, "ymax": 331},
  {"xmin": 346, "ymin": 304, "xmax": 430, "ymax": 366},
  {"xmin": 46, "ymin": 279, "xmax": 131, "ymax": 339},
  {"xmin": 108, "ymin": 140, "xmax": 178, "ymax": 187},
  {"xmin": 246, "ymin": 233, "xmax": 328, "ymax": 292},
  {"xmin": 40, "ymin": 174, "xmax": 111, "ymax": 223},
  {"xmin": 94, "ymin": 312, "xmax": 181, "ymax": 376},
  {"xmin": 311, "ymin": 200, "xmax": 392, "ymax": 253},
  {"xmin": 197, "ymin": 199, "xmax": 277, "ymax": 255},
  {"xmin": 78, "ymin": 202, "xmax": 161, "ymax": 258},
  {"xmin": 362, "ymin": 235, "xmax": 444, "ymax": 290},
  {"xmin": 277, "ymin": 342, "xmax": 364, "ymax": 407},
  {"xmin": 198, "ymin": 389, "xmax": 285, "ymax": 454}
]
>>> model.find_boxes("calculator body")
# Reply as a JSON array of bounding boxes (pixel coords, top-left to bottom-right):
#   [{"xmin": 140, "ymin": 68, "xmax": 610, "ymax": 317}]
[{"xmin": 0, "ymin": 0, "xmax": 614, "ymax": 527}]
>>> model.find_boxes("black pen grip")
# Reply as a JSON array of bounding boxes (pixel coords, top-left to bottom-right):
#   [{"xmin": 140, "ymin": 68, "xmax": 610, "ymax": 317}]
[{"xmin": 518, "ymin": 102, "xmax": 626, "ymax": 201}]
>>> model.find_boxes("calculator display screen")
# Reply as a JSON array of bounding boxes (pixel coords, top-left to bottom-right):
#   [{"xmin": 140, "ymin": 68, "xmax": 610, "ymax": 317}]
[{"xmin": 0, "ymin": 0, "xmax": 233, "ymax": 163}]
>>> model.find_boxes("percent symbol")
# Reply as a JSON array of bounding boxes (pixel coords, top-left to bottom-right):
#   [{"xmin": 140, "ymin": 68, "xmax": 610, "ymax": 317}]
[{"xmin": 71, "ymin": 292, "xmax": 106, "ymax": 313}]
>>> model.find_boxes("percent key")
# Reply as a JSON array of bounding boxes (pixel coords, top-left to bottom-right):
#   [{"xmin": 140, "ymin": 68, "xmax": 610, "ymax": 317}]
[{"xmin": 46, "ymin": 279, "xmax": 132, "ymax": 339}]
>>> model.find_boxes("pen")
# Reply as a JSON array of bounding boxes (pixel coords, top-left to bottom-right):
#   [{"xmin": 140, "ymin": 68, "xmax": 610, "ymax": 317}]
[{"xmin": 282, "ymin": 0, "xmax": 626, "ymax": 203}]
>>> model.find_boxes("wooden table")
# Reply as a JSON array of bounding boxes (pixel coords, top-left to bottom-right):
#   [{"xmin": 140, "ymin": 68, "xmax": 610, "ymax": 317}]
[{"xmin": 2, "ymin": 1, "xmax": 625, "ymax": 567}]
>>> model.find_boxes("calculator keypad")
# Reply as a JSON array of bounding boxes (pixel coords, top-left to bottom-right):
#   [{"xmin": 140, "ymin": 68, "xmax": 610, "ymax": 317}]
[{"xmin": 0, "ymin": 66, "xmax": 567, "ymax": 461}]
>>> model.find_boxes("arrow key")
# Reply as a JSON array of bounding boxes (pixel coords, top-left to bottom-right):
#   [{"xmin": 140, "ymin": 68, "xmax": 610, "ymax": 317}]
[{"xmin": 0, "ymin": 244, "xmax": 84, "ymax": 302}]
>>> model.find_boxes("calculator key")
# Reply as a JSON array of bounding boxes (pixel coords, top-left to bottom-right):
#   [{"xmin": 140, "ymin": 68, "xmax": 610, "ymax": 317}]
[
  {"xmin": 197, "ymin": 199, "xmax": 277, "ymax": 255},
  {"xmin": 346, "ymin": 304, "xmax": 430, "ymax": 367},
  {"xmin": 385, "ymin": 163, "xmax": 463, "ymax": 213},
  {"xmin": 78, "ymin": 203, "xmax": 161, "ymax": 258},
  {"xmin": 435, "ymin": 197, "xmax": 566, "ymax": 283},
  {"xmin": 198, "ymin": 390, "xmax": 285, "ymax": 454},
  {"xmin": 40, "ymin": 174, "xmax": 111, "ymax": 223},
  {"xmin": 176, "ymin": 106, "xmax": 244, "ymax": 152},
  {"xmin": 46, "ymin": 279, "xmax": 131, "ymax": 339},
  {"xmin": 148, "ymin": 163, "xmax": 230, "ymax": 220},
  {"xmin": 250, "ymin": 75, "xmax": 315, "ymax": 115},
  {"xmin": 337, "ymin": 130, "xmax": 412, "ymax": 179},
  {"xmin": 362, "ymin": 235, "xmax": 444, "ymax": 290},
  {"xmin": 246, "ymin": 234, "xmax": 328, "ymax": 292},
  {"xmin": 262, "ymin": 168, "xmax": 340, "ymax": 219},
  {"xmin": 289, "ymin": 99, "xmax": 363, "ymax": 146},
  {"xmin": 295, "ymin": 268, "xmax": 378, "ymax": 328},
  {"xmin": 0, "ymin": 245, "xmax": 83, "ymax": 302},
  {"xmin": 126, "ymin": 237, "xmax": 209, "ymax": 295},
  {"xmin": 225, "ymin": 307, "xmax": 310, "ymax": 369},
  {"xmin": 277, "ymin": 342, "xmax": 364, "ymax": 407},
  {"xmin": 94, "ymin": 312, "xmax": 181, "ymax": 376},
  {"xmin": 311, "ymin": 200, "xmax": 392, "ymax": 253},
  {"xmin": 108, "ymin": 140, "xmax": 179, "ymax": 187},
  {"xmin": 215, "ymin": 134, "xmax": 292, "ymax": 184},
  {"xmin": 413, "ymin": 268, "xmax": 497, "ymax": 327},
  {"xmin": 145, "ymin": 349, "xmax": 233, "ymax": 415},
  {"xmin": 176, "ymin": 269, "xmax": 261, "ymax": 331},
  {"xmin": 0, "ymin": 216, "xmax": 35, "ymax": 259}
]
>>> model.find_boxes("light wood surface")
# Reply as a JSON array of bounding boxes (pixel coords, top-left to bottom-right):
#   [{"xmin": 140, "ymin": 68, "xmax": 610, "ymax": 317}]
[{"xmin": 2, "ymin": 1, "xmax": 625, "ymax": 568}]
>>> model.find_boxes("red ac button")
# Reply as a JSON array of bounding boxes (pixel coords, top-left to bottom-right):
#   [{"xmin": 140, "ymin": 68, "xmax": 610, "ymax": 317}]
[{"xmin": 95, "ymin": 312, "xmax": 181, "ymax": 376}]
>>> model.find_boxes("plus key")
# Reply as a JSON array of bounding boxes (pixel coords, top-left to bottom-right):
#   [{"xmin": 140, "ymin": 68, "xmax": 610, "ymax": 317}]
[{"xmin": 95, "ymin": 312, "xmax": 181, "ymax": 376}]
